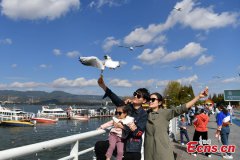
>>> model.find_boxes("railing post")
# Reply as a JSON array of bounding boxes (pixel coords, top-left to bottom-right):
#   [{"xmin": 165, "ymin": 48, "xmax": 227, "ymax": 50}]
[{"xmin": 70, "ymin": 140, "xmax": 79, "ymax": 160}]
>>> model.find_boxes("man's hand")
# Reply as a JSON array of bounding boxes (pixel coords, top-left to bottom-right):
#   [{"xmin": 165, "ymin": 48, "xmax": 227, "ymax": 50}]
[
  {"xmin": 128, "ymin": 122, "xmax": 137, "ymax": 132},
  {"xmin": 98, "ymin": 76, "xmax": 107, "ymax": 91}
]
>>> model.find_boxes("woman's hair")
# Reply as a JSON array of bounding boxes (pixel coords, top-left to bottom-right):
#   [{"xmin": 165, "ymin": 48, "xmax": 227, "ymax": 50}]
[
  {"xmin": 150, "ymin": 92, "xmax": 163, "ymax": 108},
  {"xmin": 219, "ymin": 105, "xmax": 228, "ymax": 115},
  {"xmin": 135, "ymin": 88, "xmax": 150, "ymax": 101}
]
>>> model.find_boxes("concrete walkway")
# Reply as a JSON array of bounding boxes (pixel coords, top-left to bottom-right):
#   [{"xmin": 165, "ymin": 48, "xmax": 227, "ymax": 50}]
[{"xmin": 172, "ymin": 112, "xmax": 240, "ymax": 160}]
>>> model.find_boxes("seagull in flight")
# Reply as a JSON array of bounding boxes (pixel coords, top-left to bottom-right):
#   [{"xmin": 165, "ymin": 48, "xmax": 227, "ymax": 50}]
[
  {"xmin": 212, "ymin": 75, "xmax": 222, "ymax": 79},
  {"xmin": 79, "ymin": 55, "xmax": 120, "ymax": 75},
  {"xmin": 118, "ymin": 44, "xmax": 144, "ymax": 51},
  {"xmin": 173, "ymin": 7, "xmax": 182, "ymax": 11},
  {"xmin": 174, "ymin": 65, "xmax": 183, "ymax": 69}
]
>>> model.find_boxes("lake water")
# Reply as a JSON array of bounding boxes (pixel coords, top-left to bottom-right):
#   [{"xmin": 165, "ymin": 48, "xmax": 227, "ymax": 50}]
[{"xmin": 0, "ymin": 104, "xmax": 112, "ymax": 160}]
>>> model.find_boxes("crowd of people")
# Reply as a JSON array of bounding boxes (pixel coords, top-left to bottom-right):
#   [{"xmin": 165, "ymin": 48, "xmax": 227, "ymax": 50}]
[
  {"xmin": 179, "ymin": 100, "xmax": 234, "ymax": 159},
  {"xmin": 94, "ymin": 76, "xmax": 233, "ymax": 160}
]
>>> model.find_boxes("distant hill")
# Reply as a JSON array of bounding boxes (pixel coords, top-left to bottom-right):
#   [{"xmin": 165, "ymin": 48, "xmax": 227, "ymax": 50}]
[{"xmin": 0, "ymin": 90, "xmax": 112, "ymax": 105}]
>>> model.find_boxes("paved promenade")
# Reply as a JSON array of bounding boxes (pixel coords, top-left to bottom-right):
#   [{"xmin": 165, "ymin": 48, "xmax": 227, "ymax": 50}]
[{"xmin": 172, "ymin": 112, "xmax": 240, "ymax": 160}]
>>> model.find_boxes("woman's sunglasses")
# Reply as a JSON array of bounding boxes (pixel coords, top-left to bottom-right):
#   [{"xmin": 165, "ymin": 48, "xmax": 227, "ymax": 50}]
[
  {"xmin": 206, "ymin": 103, "xmax": 212, "ymax": 106},
  {"xmin": 150, "ymin": 98, "xmax": 158, "ymax": 102},
  {"xmin": 133, "ymin": 92, "xmax": 142, "ymax": 99},
  {"xmin": 115, "ymin": 111, "xmax": 124, "ymax": 115}
]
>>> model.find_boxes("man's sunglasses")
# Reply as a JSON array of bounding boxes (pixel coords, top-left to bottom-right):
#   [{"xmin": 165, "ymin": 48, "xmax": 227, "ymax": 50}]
[
  {"xmin": 115, "ymin": 111, "xmax": 124, "ymax": 115},
  {"xmin": 133, "ymin": 92, "xmax": 142, "ymax": 99},
  {"xmin": 149, "ymin": 98, "xmax": 158, "ymax": 102}
]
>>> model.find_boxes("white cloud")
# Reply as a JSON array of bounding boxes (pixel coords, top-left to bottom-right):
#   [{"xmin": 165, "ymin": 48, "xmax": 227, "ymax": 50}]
[
  {"xmin": 0, "ymin": 83, "xmax": 7, "ymax": 89},
  {"xmin": 177, "ymin": 74, "xmax": 198, "ymax": 84},
  {"xmin": 156, "ymin": 80, "xmax": 169, "ymax": 87},
  {"xmin": 102, "ymin": 36, "xmax": 120, "ymax": 52},
  {"xmin": 137, "ymin": 47, "xmax": 165, "ymax": 64},
  {"xmin": 156, "ymin": 74, "xmax": 198, "ymax": 87},
  {"xmin": 237, "ymin": 65, "xmax": 240, "ymax": 70},
  {"xmin": 52, "ymin": 77, "xmax": 97, "ymax": 88},
  {"xmin": 11, "ymin": 64, "xmax": 17, "ymax": 68},
  {"xmin": 138, "ymin": 42, "xmax": 206, "ymax": 64},
  {"xmin": 162, "ymin": 42, "xmax": 206, "ymax": 63},
  {"xmin": 153, "ymin": 35, "xmax": 167, "ymax": 44},
  {"xmin": 53, "ymin": 49, "xmax": 62, "ymax": 56},
  {"xmin": 39, "ymin": 64, "xmax": 50, "ymax": 68},
  {"xmin": 124, "ymin": 0, "xmax": 239, "ymax": 45},
  {"xmin": 195, "ymin": 33, "xmax": 207, "ymax": 41},
  {"xmin": 177, "ymin": 66, "xmax": 192, "ymax": 71},
  {"xmin": 131, "ymin": 65, "xmax": 142, "ymax": 70},
  {"xmin": 222, "ymin": 77, "xmax": 240, "ymax": 83},
  {"xmin": 120, "ymin": 61, "xmax": 127, "ymax": 65},
  {"xmin": 133, "ymin": 79, "xmax": 155, "ymax": 88},
  {"xmin": 109, "ymin": 79, "xmax": 132, "ymax": 87},
  {"xmin": 124, "ymin": 24, "xmax": 165, "ymax": 45},
  {"xmin": 195, "ymin": 54, "xmax": 213, "ymax": 66},
  {"xmin": 66, "ymin": 51, "xmax": 80, "ymax": 58},
  {"xmin": 0, "ymin": 0, "xmax": 80, "ymax": 20},
  {"xmin": 176, "ymin": 0, "xmax": 239, "ymax": 30},
  {"xmin": 0, "ymin": 77, "xmax": 98, "ymax": 90},
  {"xmin": 9, "ymin": 82, "xmax": 45, "ymax": 88},
  {"xmin": 0, "ymin": 38, "xmax": 12, "ymax": 45},
  {"xmin": 89, "ymin": 0, "xmax": 127, "ymax": 9}
]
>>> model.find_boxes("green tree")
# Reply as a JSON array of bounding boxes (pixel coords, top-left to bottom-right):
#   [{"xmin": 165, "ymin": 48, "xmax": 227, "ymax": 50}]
[
  {"xmin": 178, "ymin": 85, "xmax": 194, "ymax": 105},
  {"xmin": 163, "ymin": 81, "xmax": 181, "ymax": 107}
]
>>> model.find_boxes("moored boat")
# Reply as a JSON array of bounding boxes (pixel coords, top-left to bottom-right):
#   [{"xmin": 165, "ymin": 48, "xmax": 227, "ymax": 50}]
[
  {"xmin": 0, "ymin": 120, "xmax": 35, "ymax": 127},
  {"xmin": 66, "ymin": 106, "xmax": 90, "ymax": 120},
  {"xmin": 38, "ymin": 106, "xmax": 68, "ymax": 119},
  {"xmin": 70, "ymin": 114, "xmax": 90, "ymax": 120},
  {"xmin": 0, "ymin": 105, "xmax": 36, "ymax": 127},
  {"xmin": 32, "ymin": 115, "xmax": 58, "ymax": 123}
]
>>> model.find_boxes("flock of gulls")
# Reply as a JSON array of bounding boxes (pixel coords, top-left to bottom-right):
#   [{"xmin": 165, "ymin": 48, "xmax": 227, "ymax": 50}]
[
  {"xmin": 78, "ymin": 6, "xmax": 240, "ymax": 79},
  {"xmin": 78, "ymin": 7, "xmax": 183, "ymax": 75}
]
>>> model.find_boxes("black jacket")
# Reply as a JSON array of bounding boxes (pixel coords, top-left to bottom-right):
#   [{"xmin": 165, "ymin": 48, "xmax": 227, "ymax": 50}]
[{"xmin": 103, "ymin": 88, "xmax": 147, "ymax": 152}]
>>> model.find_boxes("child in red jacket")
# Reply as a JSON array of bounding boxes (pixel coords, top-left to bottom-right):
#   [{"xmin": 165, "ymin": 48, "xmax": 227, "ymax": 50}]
[{"xmin": 192, "ymin": 109, "xmax": 211, "ymax": 157}]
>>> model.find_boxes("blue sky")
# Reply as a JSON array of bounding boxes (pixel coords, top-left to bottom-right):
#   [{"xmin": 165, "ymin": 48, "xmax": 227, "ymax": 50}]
[{"xmin": 0, "ymin": 0, "xmax": 239, "ymax": 96}]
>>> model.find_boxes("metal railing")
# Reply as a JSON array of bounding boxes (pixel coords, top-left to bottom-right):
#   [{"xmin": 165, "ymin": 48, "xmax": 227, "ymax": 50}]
[
  {"xmin": 0, "ymin": 117, "xmax": 180, "ymax": 160},
  {"xmin": 0, "ymin": 129, "xmax": 106, "ymax": 160}
]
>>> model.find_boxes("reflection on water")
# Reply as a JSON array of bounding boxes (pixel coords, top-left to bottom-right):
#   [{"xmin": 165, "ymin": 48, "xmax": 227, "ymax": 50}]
[{"xmin": 0, "ymin": 104, "xmax": 112, "ymax": 160}]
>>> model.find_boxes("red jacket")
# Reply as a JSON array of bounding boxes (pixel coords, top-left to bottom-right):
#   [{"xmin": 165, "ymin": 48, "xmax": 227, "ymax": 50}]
[{"xmin": 193, "ymin": 113, "xmax": 209, "ymax": 132}]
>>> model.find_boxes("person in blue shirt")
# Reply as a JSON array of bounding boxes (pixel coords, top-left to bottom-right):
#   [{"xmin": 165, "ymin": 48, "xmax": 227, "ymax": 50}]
[{"xmin": 216, "ymin": 105, "xmax": 233, "ymax": 159}]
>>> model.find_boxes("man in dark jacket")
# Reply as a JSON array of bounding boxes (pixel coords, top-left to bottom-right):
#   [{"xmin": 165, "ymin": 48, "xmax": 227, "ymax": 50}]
[{"xmin": 95, "ymin": 76, "xmax": 149, "ymax": 160}]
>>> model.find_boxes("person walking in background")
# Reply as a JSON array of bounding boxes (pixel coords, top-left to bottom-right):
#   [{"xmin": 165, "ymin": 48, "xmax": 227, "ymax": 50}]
[
  {"xmin": 188, "ymin": 107, "xmax": 195, "ymax": 125},
  {"xmin": 144, "ymin": 87, "xmax": 208, "ymax": 160},
  {"xmin": 179, "ymin": 115, "xmax": 190, "ymax": 145},
  {"xmin": 192, "ymin": 109, "xmax": 211, "ymax": 158},
  {"xmin": 227, "ymin": 104, "xmax": 233, "ymax": 124},
  {"xmin": 98, "ymin": 106, "xmax": 134, "ymax": 160},
  {"xmin": 216, "ymin": 105, "xmax": 233, "ymax": 159}
]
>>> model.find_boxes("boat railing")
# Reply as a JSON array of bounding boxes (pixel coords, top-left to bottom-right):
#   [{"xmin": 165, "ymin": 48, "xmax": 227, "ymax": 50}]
[{"xmin": 0, "ymin": 129, "xmax": 107, "ymax": 160}]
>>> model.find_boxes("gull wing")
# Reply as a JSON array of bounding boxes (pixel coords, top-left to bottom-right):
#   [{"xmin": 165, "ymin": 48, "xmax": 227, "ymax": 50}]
[
  {"xmin": 79, "ymin": 56, "xmax": 104, "ymax": 70},
  {"xmin": 134, "ymin": 44, "xmax": 144, "ymax": 48},
  {"xmin": 118, "ymin": 45, "xmax": 130, "ymax": 48},
  {"xmin": 104, "ymin": 59, "xmax": 120, "ymax": 69}
]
